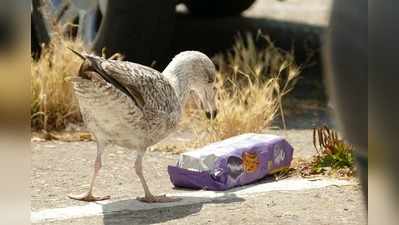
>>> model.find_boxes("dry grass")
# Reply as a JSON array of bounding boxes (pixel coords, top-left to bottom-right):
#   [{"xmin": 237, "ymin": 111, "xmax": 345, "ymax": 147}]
[
  {"xmin": 181, "ymin": 33, "xmax": 301, "ymax": 148},
  {"xmin": 31, "ymin": 14, "xmax": 122, "ymax": 132},
  {"xmin": 31, "ymin": 31, "xmax": 300, "ymax": 149},
  {"xmin": 31, "ymin": 33, "xmax": 84, "ymax": 131}
]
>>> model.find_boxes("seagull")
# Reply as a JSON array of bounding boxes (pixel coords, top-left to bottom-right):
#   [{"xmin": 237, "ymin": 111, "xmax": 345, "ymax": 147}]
[{"xmin": 68, "ymin": 49, "xmax": 218, "ymax": 203}]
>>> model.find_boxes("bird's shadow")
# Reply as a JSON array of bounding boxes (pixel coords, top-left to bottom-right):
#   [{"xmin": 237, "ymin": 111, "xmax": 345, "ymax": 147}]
[
  {"xmin": 101, "ymin": 175, "xmax": 279, "ymax": 225},
  {"xmin": 102, "ymin": 193, "xmax": 245, "ymax": 225}
]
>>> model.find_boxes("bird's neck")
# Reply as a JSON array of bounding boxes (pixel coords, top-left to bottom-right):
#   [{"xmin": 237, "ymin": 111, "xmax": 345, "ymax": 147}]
[{"xmin": 162, "ymin": 62, "xmax": 192, "ymax": 107}]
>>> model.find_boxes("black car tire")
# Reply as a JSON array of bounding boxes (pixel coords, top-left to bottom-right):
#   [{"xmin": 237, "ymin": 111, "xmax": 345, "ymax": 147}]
[
  {"xmin": 92, "ymin": 0, "xmax": 175, "ymax": 69},
  {"xmin": 185, "ymin": 0, "xmax": 256, "ymax": 17},
  {"xmin": 31, "ymin": 0, "xmax": 51, "ymax": 59}
]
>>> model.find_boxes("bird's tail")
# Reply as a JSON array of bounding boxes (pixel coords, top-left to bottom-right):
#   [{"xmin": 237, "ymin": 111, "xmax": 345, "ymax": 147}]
[{"xmin": 67, "ymin": 47, "xmax": 86, "ymax": 60}]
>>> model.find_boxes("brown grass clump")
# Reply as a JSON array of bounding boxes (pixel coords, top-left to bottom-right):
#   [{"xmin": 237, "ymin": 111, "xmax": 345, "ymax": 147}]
[
  {"xmin": 31, "ymin": 5, "xmax": 122, "ymax": 132},
  {"xmin": 31, "ymin": 29, "xmax": 300, "ymax": 148},
  {"xmin": 31, "ymin": 33, "xmax": 85, "ymax": 131},
  {"xmin": 183, "ymin": 33, "xmax": 301, "ymax": 148}
]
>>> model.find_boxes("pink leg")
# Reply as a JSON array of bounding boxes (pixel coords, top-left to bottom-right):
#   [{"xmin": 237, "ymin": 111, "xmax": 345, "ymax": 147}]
[
  {"xmin": 68, "ymin": 141, "xmax": 110, "ymax": 202},
  {"xmin": 134, "ymin": 151, "xmax": 180, "ymax": 203}
]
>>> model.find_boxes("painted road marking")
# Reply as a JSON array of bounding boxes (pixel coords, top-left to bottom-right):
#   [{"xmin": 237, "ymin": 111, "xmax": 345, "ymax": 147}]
[{"xmin": 31, "ymin": 178, "xmax": 354, "ymax": 224}]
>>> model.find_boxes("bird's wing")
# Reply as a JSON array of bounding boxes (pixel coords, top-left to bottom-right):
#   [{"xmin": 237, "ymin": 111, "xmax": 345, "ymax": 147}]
[
  {"xmin": 81, "ymin": 55, "xmax": 147, "ymax": 110},
  {"xmin": 83, "ymin": 55, "xmax": 178, "ymax": 114}
]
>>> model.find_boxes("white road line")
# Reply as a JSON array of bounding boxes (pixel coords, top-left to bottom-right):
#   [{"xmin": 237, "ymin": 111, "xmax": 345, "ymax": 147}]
[{"xmin": 31, "ymin": 178, "xmax": 355, "ymax": 224}]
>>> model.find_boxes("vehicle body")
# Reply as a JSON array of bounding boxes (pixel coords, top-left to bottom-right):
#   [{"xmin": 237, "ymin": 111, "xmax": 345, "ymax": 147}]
[{"xmin": 31, "ymin": 0, "xmax": 257, "ymax": 67}]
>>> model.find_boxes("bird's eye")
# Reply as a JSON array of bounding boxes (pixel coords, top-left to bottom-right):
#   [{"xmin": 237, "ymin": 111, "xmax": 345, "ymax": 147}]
[
  {"xmin": 206, "ymin": 68, "xmax": 215, "ymax": 83},
  {"xmin": 208, "ymin": 74, "xmax": 215, "ymax": 83}
]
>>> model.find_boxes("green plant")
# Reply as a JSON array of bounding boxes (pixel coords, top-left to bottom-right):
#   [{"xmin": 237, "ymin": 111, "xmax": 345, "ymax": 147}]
[{"xmin": 300, "ymin": 126, "xmax": 355, "ymax": 176}]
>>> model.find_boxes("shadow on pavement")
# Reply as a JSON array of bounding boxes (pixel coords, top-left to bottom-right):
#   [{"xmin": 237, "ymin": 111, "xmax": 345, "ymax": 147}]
[
  {"xmin": 102, "ymin": 194, "xmax": 245, "ymax": 225},
  {"xmin": 272, "ymin": 108, "xmax": 334, "ymax": 129}
]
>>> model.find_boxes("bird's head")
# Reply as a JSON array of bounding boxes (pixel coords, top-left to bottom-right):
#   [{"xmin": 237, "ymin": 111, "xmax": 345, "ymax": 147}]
[
  {"xmin": 164, "ymin": 51, "xmax": 218, "ymax": 119},
  {"xmin": 188, "ymin": 52, "xmax": 218, "ymax": 120}
]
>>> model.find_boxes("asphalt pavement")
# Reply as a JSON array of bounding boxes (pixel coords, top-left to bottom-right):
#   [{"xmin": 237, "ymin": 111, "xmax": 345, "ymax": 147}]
[{"xmin": 30, "ymin": 1, "xmax": 367, "ymax": 225}]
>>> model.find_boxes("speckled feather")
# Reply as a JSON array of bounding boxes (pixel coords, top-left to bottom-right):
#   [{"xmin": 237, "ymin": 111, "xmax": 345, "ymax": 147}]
[
  {"xmin": 67, "ymin": 50, "xmax": 217, "ymax": 201},
  {"xmin": 73, "ymin": 56, "xmax": 181, "ymax": 148},
  {"xmin": 71, "ymin": 51, "xmax": 216, "ymax": 154}
]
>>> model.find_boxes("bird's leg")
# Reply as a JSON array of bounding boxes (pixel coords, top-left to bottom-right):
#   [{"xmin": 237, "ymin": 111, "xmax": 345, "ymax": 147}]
[
  {"xmin": 68, "ymin": 141, "xmax": 110, "ymax": 202},
  {"xmin": 134, "ymin": 151, "xmax": 152, "ymax": 197},
  {"xmin": 134, "ymin": 151, "xmax": 179, "ymax": 203}
]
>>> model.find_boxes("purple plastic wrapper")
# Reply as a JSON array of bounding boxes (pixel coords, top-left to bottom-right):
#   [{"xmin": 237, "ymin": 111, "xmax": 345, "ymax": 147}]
[{"xmin": 168, "ymin": 133, "xmax": 294, "ymax": 191}]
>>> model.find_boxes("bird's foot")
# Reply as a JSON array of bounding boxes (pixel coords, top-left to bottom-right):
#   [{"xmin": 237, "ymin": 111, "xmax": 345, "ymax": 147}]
[
  {"xmin": 136, "ymin": 194, "xmax": 180, "ymax": 203},
  {"xmin": 68, "ymin": 192, "xmax": 110, "ymax": 202}
]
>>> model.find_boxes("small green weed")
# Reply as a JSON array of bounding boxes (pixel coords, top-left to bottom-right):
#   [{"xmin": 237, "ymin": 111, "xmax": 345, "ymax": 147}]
[{"xmin": 300, "ymin": 126, "xmax": 355, "ymax": 177}]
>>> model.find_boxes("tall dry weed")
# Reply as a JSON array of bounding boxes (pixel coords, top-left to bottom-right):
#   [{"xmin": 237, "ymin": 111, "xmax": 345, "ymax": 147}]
[
  {"xmin": 184, "ymin": 33, "xmax": 300, "ymax": 148},
  {"xmin": 31, "ymin": 31, "xmax": 85, "ymax": 131},
  {"xmin": 31, "ymin": 30, "xmax": 300, "ymax": 148}
]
